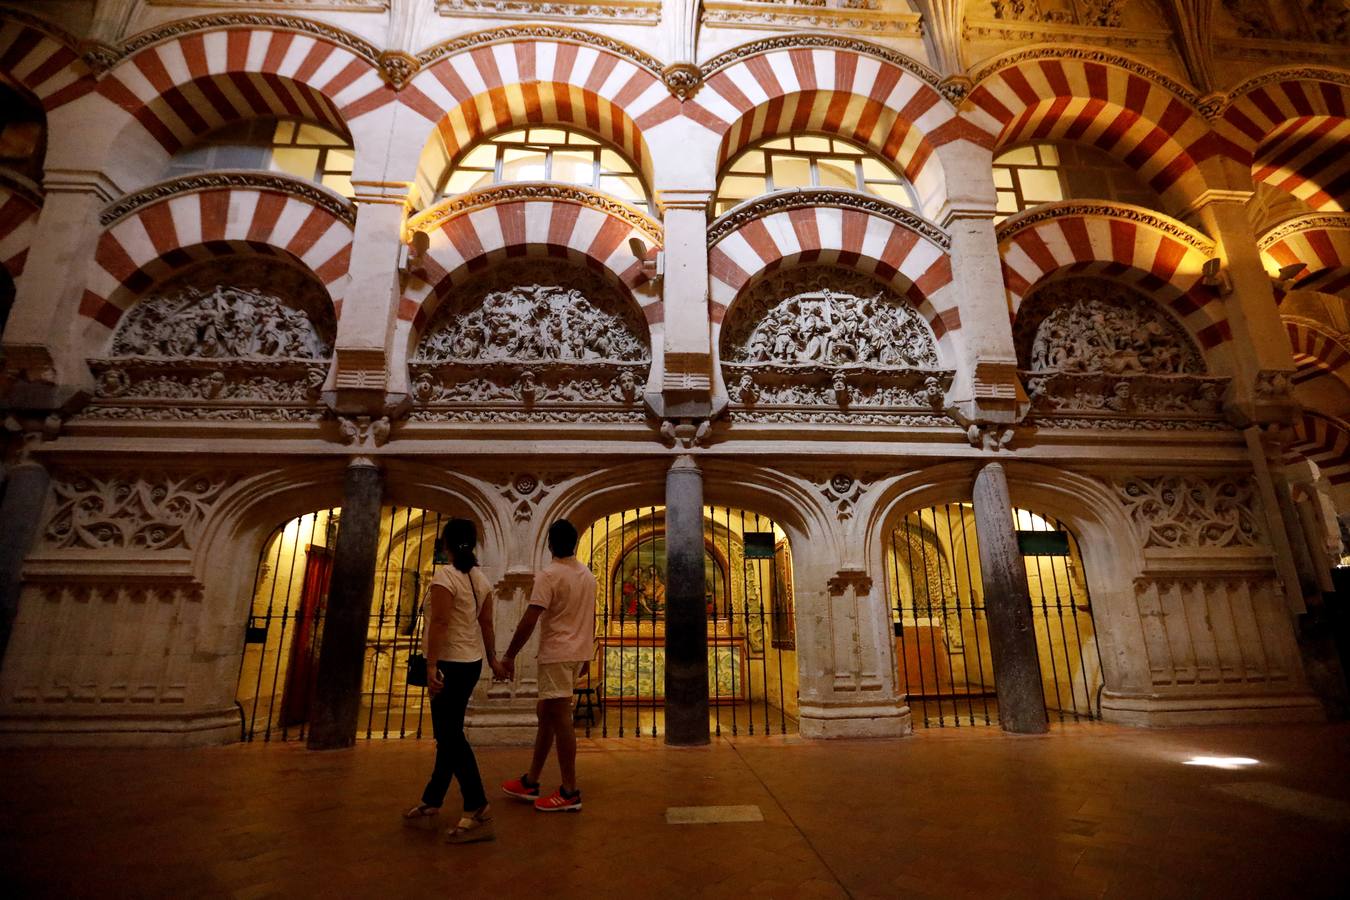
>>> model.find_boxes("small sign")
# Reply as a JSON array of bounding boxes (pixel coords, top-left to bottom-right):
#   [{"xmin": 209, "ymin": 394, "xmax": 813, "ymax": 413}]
[
  {"xmin": 743, "ymin": 532, "xmax": 776, "ymax": 559},
  {"xmin": 1017, "ymin": 530, "xmax": 1070, "ymax": 556}
]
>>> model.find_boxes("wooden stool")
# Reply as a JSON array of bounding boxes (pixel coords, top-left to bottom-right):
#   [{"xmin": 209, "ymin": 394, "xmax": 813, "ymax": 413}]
[{"xmin": 572, "ymin": 686, "xmax": 599, "ymax": 725}]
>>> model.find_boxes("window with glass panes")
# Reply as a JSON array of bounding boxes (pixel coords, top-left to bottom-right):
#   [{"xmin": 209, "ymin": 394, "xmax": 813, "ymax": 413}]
[
  {"xmin": 437, "ymin": 128, "xmax": 651, "ymax": 213},
  {"xmin": 993, "ymin": 142, "xmax": 1165, "ymax": 221},
  {"xmin": 163, "ymin": 118, "xmax": 355, "ymax": 198},
  {"xmin": 715, "ymin": 135, "xmax": 918, "ymax": 216}
]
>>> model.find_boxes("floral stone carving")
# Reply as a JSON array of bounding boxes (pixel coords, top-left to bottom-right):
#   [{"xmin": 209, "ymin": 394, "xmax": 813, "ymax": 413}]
[
  {"xmin": 411, "ymin": 261, "xmax": 650, "ymax": 423},
  {"xmin": 82, "ymin": 261, "xmax": 334, "ymax": 423},
  {"xmin": 1114, "ymin": 475, "xmax": 1263, "ymax": 549},
  {"xmin": 1016, "ymin": 277, "xmax": 1226, "ymax": 429},
  {"xmin": 44, "ymin": 471, "xmax": 229, "ymax": 551},
  {"xmin": 720, "ymin": 267, "xmax": 952, "ymax": 423}
]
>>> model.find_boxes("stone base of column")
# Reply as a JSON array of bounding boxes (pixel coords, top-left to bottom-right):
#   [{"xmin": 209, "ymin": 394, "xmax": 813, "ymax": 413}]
[
  {"xmin": 466, "ymin": 689, "xmax": 542, "ymax": 746},
  {"xmin": 798, "ymin": 699, "xmax": 912, "ymax": 740},
  {"xmin": 0, "ymin": 706, "xmax": 241, "ymax": 747},
  {"xmin": 1100, "ymin": 690, "xmax": 1324, "ymax": 727}
]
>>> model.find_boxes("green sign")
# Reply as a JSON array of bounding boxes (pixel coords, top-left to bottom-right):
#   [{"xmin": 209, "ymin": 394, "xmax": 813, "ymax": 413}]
[
  {"xmin": 1016, "ymin": 530, "xmax": 1070, "ymax": 556},
  {"xmin": 743, "ymin": 532, "xmax": 777, "ymax": 559}
]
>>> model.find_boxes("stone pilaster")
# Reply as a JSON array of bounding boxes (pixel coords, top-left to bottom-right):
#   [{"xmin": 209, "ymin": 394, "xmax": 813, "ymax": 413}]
[
  {"xmin": 654, "ymin": 189, "xmax": 715, "ymax": 420},
  {"xmin": 664, "ymin": 454, "xmax": 709, "ymax": 745},
  {"xmin": 308, "ymin": 458, "xmax": 386, "ymax": 750},
  {"xmin": 971, "ymin": 461, "xmax": 1047, "ymax": 734}
]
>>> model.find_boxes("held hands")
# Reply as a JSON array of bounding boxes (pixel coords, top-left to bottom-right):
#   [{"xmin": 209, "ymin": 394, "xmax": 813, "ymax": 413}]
[
  {"xmin": 500, "ymin": 656, "xmax": 516, "ymax": 681},
  {"xmin": 489, "ymin": 657, "xmax": 510, "ymax": 682}
]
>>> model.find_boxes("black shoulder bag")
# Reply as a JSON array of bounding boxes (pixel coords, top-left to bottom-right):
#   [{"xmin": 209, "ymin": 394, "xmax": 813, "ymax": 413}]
[{"xmin": 407, "ymin": 571, "xmax": 481, "ymax": 688}]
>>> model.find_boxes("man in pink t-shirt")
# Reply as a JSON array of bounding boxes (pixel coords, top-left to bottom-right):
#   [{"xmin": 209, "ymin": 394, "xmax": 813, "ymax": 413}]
[{"xmin": 500, "ymin": 519, "xmax": 596, "ymax": 812}]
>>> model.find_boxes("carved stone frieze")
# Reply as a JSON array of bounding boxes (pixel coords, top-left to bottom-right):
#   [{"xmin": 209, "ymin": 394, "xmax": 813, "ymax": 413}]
[
  {"xmin": 410, "ymin": 362, "xmax": 648, "ymax": 405},
  {"xmin": 1034, "ymin": 416, "xmax": 1230, "ymax": 431},
  {"xmin": 435, "ymin": 0, "xmax": 660, "ymax": 21},
  {"xmin": 991, "ymin": 0, "xmax": 1125, "ymax": 26},
  {"xmin": 996, "ymin": 203, "xmax": 1214, "ymax": 255},
  {"xmin": 407, "ymin": 407, "xmax": 647, "ymax": 424},
  {"xmin": 727, "ymin": 410, "xmax": 952, "ymax": 426},
  {"xmin": 416, "ymin": 24, "xmax": 663, "ymax": 75},
  {"xmin": 410, "ymin": 183, "xmax": 662, "ymax": 244},
  {"xmin": 702, "ymin": 1, "xmax": 920, "ymax": 37},
  {"xmin": 43, "ymin": 471, "xmax": 230, "ymax": 551},
  {"xmin": 117, "ymin": 13, "xmax": 384, "ymax": 67},
  {"xmin": 90, "ymin": 359, "xmax": 327, "ymax": 404},
  {"xmin": 1015, "ymin": 278, "xmax": 1204, "ymax": 377},
  {"xmin": 100, "ymin": 171, "xmax": 355, "ymax": 229},
  {"xmin": 112, "ymin": 285, "xmax": 333, "ymax": 361},
  {"xmin": 1258, "ymin": 213, "xmax": 1350, "ymax": 249},
  {"xmin": 76, "ymin": 406, "xmax": 325, "ymax": 422},
  {"xmin": 1024, "ymin": 372, "xmax": 1228, "ymax": 419},
  {"xmin": 699, "ymin": 33, "xmax": 944, "ymax": 93},
  {"xmin": 708, "ymin": 189, "xmax": 949, "ymax": 250},
  {"xmin": 1114, "ymin": 475, "xmax": 1264, "ymax": 549}
]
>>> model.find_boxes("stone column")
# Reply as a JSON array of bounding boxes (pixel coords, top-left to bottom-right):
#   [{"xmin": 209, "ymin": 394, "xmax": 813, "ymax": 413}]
[
  {"xmin": 0, "ymin": 432, "xmax": 51, "ymax": 666},
  {"xmin": 971, "ymin": 461, "xmax": 1046, "ymax": 734},
  {"xmin": 664, "ymin": 454, "xmax": 709, "ymax": 745},
  {"xmin": 655, "ymin": 189, "xmax": 715, "ymax": 420},
  {"xmin": 307, "ymin": 458, "xmax": 385, "ymax": 750}
]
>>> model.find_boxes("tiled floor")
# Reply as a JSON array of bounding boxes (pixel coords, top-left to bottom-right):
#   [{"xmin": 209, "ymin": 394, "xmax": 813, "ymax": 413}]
[{"xmin": 3, "ymin": 722, "xmax": 1349, "ymax": 898}]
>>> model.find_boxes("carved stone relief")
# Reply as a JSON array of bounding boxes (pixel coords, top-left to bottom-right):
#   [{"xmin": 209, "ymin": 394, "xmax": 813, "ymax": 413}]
[
  {"xmin": 411, "ymin": 260, "xmax": 649, "ymax": 424},
  {"xmin": 991, "ymin": 0, "xmax": 1125, "ymax": 26},
  {"xmin": 720, "ymin": 267, "xmax": 952, "ymax": 425},
  {"xmin": 82, "ymin": 260, "xmax": 335, "ymax": 423},
  {"xmin": 1114, "ymin": 475, "xmax": 1264, "ymax": 549},
  {"xmin": 1016, "ymin": 277, "xmax": 1228, "ymax": 429},
  {"xmin": 43, "ymin": 471, "xmax": 229, "ymax": 551}
]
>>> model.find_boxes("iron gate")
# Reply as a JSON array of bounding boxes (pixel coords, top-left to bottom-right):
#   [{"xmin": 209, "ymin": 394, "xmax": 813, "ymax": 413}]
[
  {"xmin": 235, "ymin": 506, "xmax": 445, "ymax": 742},
  {"xmin": 885, "ymin": 503, "xmax": 1104, "ymax": 728},
  {"xmin": 576, "ymin": 505, "xmax": 798, "ymax": 738}
]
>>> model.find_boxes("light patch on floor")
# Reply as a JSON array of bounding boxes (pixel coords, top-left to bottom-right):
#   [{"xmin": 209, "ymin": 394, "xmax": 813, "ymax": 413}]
[
  {"xmin": 666, "ymin": 805, "xmax": 764, "ymax": 825},
  {"xmin": 1213, "ymin": 782, "xmax": 1350, "ymax": 823}
]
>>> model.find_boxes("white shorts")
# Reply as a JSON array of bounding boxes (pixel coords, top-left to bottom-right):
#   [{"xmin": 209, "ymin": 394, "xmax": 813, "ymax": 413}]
[{"xmin": 537, "ymin": 661, "xmax": 585, "ymax": 700}]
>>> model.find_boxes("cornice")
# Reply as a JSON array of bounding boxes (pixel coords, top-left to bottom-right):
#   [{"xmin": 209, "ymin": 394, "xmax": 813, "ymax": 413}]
[
  {"xmin": 700, "ymin": 33, "xmax": 945, "ymax": 97},
  {"xmin": 100, "ymin": 171, "xmax": 356, "ymax": 229},
  {"xmin": 1258, "ymin": 213, "xmax": 1350, "ymax": 250},
  {"xmin": 146, "ymin": 0, "xmax": 387, "ymax": 8},
  {"xmin": 702, "ymin": 2, "xmax": 922, "ymax": 38},
  {"xmin": 116, "ymin": 13, "xmax": 383, "ymax": 68},
  {"xmin": 415, "ymin": 24, "xmax": 663, "ymax": 77},
  {"xmin": 708, "ymin": 188, "xmax": 950, "ymax": 251},
  {"xmin": 967, "ymin": 45, "xmax": 1202, "ymax": 110},
  {"xmin": 409, "ymin": 182, "xmax": 663, "ymax": 243},
  {"xmin": 435, "ymin": 0, "xmax": 660, "ymax": 24},
  {"xmin": 995, "ymin": 201, "xmax": 1215, "ymax": 254}
]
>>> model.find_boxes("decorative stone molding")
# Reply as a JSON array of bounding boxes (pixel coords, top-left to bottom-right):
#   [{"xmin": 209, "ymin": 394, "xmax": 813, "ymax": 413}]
[
  {"xmin": 148, "ymin": 0, "xmax": 386, "ymax": 7},
  {"xmin": 435, "ymin": 0, "xmax": 659, "ymax": 22},
  {"xmin": 496, "ymin": 472, "xmax": 572, "ymax": 523},
  {"xmin": 43, "ymin": 471, "xmax": 229, "ymax": 551},
  {"xmin": 969, "ymin": 47, "xmax": 1202, "ymax": 109},
  {"xmin": 811, "ymin": 472, "xmax": 875, "ymax": 521},
  {"xmin": 1114, "ymin": 475, "xmax": 1264, "ymax": 549},
  {"xmin": 410, "ymin": 183, "xmax": 662, "ymax": 245},
  {"xmin": 661, "ymin": 62, "xmax": 703, "ymax": 101},
  {"xmin": 100, "ymin": 171, "xmax": 356, "ymax": 229},
  {"xmin": 415, "ymin": 24, "xmax": 663, "ymax": 76},
  {"xmin": 827, "ymin": 568, "xmax": 873, "ymax": 596},
  {"xmin": 1024, "ymin": 372, "xmax": 1228, "ymax": 420},
  {"xmin": 1257, "ymin": 213, "xmax": 1350, "ymax": 250},
  {"xmin": 990, "ymin": 0, "xmax": 1127, "ymax": 26},
  {"xmin": 376, "ymin": 50, "xmax": 418, "ymax": 89},
  {"xmin": 699, "ymin": 33, "xmax": 945, "ymax": 94},
  {"xmin": 1253, "ymin": 369, "xmax": 1295, "ymax": 403},
  {"xmin": 116, "ymin": 13, "xmax": 384, "ymax": 67},
  {"xmin": 337, "ymin": 415, "xmax": 391, "ymax": 447},
  {"xmin": 708, "ymin": 189, "xmax": 949, "ymax": 250},
  {"xmin": 996, "ymin": 202, "xmax": 1214, "ymax": 254},
  {"xmin": 89, "ymin": 358, "xmax": 327, "ymax": 403},
  {"xmin": 702, "ymin": 1, "xmax": 921, "ymax": 37}
]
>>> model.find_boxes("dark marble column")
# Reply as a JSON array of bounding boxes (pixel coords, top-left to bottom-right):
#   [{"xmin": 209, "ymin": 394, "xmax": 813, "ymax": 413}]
[
  {"xmin": 664, "ymin": 454, "xmax": 709, "ymax": 745},
  {"xmin": 0, "ymin": 459, "xmax": 50, "ymax": 665},
  {"xmin": 972, "ymin": 462, "xmax": 1047, "ymax": 735},
  {"xmin": 307, "ymin": 459, "xmax": 384, "ymax": 750}
]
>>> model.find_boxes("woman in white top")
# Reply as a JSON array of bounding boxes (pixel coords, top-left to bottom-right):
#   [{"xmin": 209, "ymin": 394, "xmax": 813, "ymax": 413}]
[{"xmin": 403, "ymin": 518, "xmax": 505, "ymax": 843}]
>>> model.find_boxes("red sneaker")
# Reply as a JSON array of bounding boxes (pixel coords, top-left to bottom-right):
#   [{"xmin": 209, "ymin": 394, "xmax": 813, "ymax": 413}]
[
  {"xmin": 501, "ymin": 774, "xmax": 540, "ymax": 802},
  {"xmin": 534, "ymin": 787, "xmax": 582, "ymax": 813}
]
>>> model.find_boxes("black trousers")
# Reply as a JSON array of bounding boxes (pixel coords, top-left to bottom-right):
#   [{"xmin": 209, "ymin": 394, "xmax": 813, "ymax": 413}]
[{"xmin": 421, "ymin": 659, "xmax": 487, "ymax": 812}]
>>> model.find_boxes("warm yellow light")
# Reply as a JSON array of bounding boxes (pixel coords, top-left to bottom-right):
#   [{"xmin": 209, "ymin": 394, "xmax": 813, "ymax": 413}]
[{"xmin": 1183, "ymin": 756, "xmax": 1259, "ymax": 769}]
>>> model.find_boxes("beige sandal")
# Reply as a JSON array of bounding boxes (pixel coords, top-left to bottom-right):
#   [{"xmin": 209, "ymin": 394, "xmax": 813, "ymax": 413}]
[
  {"xmin": 444, "ymin": 804, "xmax": 494, "ymax": 844},
  {"xmin": 402, "ymin": 803, "xmax": 440, "ymax": 829}
]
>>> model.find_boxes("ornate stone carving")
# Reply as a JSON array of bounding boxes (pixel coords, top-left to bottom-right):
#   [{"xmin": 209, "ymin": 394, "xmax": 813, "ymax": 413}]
[
  {"xmin": 1253, "ymin": 369, "xmax": 1296, "ymax": 403},
  {"xmin": 699, "ymin": 33, "xmax": 944, "ymax": 94},
  {"xmin": 996, "ymin": 203, "xmax": 1214, "ymax": 255},
  {"xmin": 1305, "ymin": 0, "xmax": 1350, "ymax": 43},
  {"xmin": 338, "ymin": 416, "xmax": 391, "ymax": 447},
  {"xmin": 44, "ymin": 471, "xmax": 229, "ymax": 551},
  {"xmin": 377, "ymin": 50, "xmax": 418, "ymax": 88},
  {"xmin": 416, "ymin": 24, "xmax": 663, "ymax": 75},
  {"xmin": 90, "ymin": 359, "xmax": 327, "ymax": 403},
  {"xmin": 100, "ymin": 171, "xmax": 355, "ymax": 229},
  {"xmin": 117, "ymin": 13, "xmax": 384, "ymax": 67},
  {"xmin": 497, "ymin": 472, "xmax": 571, "ymax": 523},
  {"xmin": 1258, "ymin": 213, "xmax": 1350, "ymax": 249},
  {"xmin": 814, "ymin": 472, "xmax": 874, "ymax": 521},
  {"xmin": 662, "ymin": 62, "xmax": 704, "ymax": 100},
  {"xmin": 1115, "ymin": 475, "xmax": 1264, "ymax": 549},
  {"xmin": 1016, "ymin": 279, "xmax": 1204, "ymax": 377},
  {"xmin": 112, "ymin": 285, "xmax": 332, "ymax": 361},
  {"xmin": 1024, "ymin": 372, "xmax": 1227, "ymax": 418},
  {"xmin": 410, "ymin": 183, "xmax": 662, "ymax": 244},
  {"xmin": 709, "ymin": 189, "xmax": 949, "ymax": 250},
  {"xmin": 992, "ymin": 0, "xmax": 1124, "ymax": 25},
  {"xmin": 702, "ymin": 1, "xmax": 919, "ymax": 37},
  {"xmin": 435, "ymin": 0, "xmax": 661, "ymax": 21}
]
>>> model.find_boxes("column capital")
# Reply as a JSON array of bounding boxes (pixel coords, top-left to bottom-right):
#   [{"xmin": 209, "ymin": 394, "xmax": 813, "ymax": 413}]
[
  {"xmin": 1181, "ymin": 188, "xmax": 1254, "ymax": 218},
  {"xmin": 42, "ymin": 168, "xmax": 122, "ymax": 203},
  {"xmin": 656, "ymin": 188, "xmax": 714, "ymax": 214},
  {"xmin": 350, "ymin": 180, "xmax": 414, "ymax": 209},
  {"xmin": 939, "ymin": 203, "xmax": 998, "ymax": 229}
]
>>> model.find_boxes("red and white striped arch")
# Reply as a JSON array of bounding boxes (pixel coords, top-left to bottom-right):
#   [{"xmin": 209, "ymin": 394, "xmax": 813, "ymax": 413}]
[
  {"xmin": 84, "ymin": 186, "xmax": 353, "ymax": 336},
  {"xmin": 0, "ymin": 185, "xmax": 40, "ymax": 282},
  {"xmin": 965, "ymin": 56, "xmax": 1223, "ymax": 212},
  {"xmin": 998, "ymin": 204, "xmax": 1230, "ymax": 352},
  {"xmin": 1220, "ymin": 74, "xmax": 1350, "ymax": 212},
  {"xmin": 1286, "ymin": 411, "xmax": 1350, "ymax": 486},
  {"xmin": 403, "ymin": 37, "xmax": 673, "ymax": 196},
  {"xmin": 1262, "ymin": 222, "xmax": 1350, "ymax": 299},
  {"xmin": 701, "ymin": 46, "xmax": 965, "ymax": 217},
  {"xmin": 0, "ymin": 15, "xmax": 94, "ymax": 109},
  {"xmin": 1284, "ymin": 319, "xmax": 1350, "ymax": 387},
  {"xmin": 708, "ymin": 207, "xmax": 956, "ymax": 340},
  {"xmin": 96, "ymin": 25, "xmax": 391, "ymax": 154},
  {"xmin": 402, "ymin": 196, "xmax": 661, "ymax": 336}
]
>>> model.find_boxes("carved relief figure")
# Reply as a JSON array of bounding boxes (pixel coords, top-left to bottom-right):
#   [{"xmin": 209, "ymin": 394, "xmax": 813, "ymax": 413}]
[{"xmin": 112, "ymin": 284, "xmax": 332, "ymax": 359}]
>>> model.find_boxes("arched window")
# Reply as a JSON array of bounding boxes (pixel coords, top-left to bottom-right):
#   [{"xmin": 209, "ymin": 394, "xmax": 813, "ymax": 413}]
[
  {"xmin": 993, "ymin": 142, "xmax": 1165, "ymax": 220},
  {"xmin": 436, "ymin": 128, "xmax": 651, "ymax": 213},
  {"xmin": 715, "ymin": 135, "xmax": 918, "ymax": 216},
  {"xmin": 164, "ymin": 118, "xmax": 355, "ymax": 198}
]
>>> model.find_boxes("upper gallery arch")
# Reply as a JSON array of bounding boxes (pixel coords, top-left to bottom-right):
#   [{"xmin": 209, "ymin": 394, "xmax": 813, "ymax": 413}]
[
  {"xmin": 0, "ymin": 10, "xmax": 96, "ymax": 111},
  {"xmin": 964, "ymin": 48, "xmax": 1227, "ymax": 215},
  {"xmin": 698, "ymin": 34, "xmax": 967, "ymax": 220}
]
